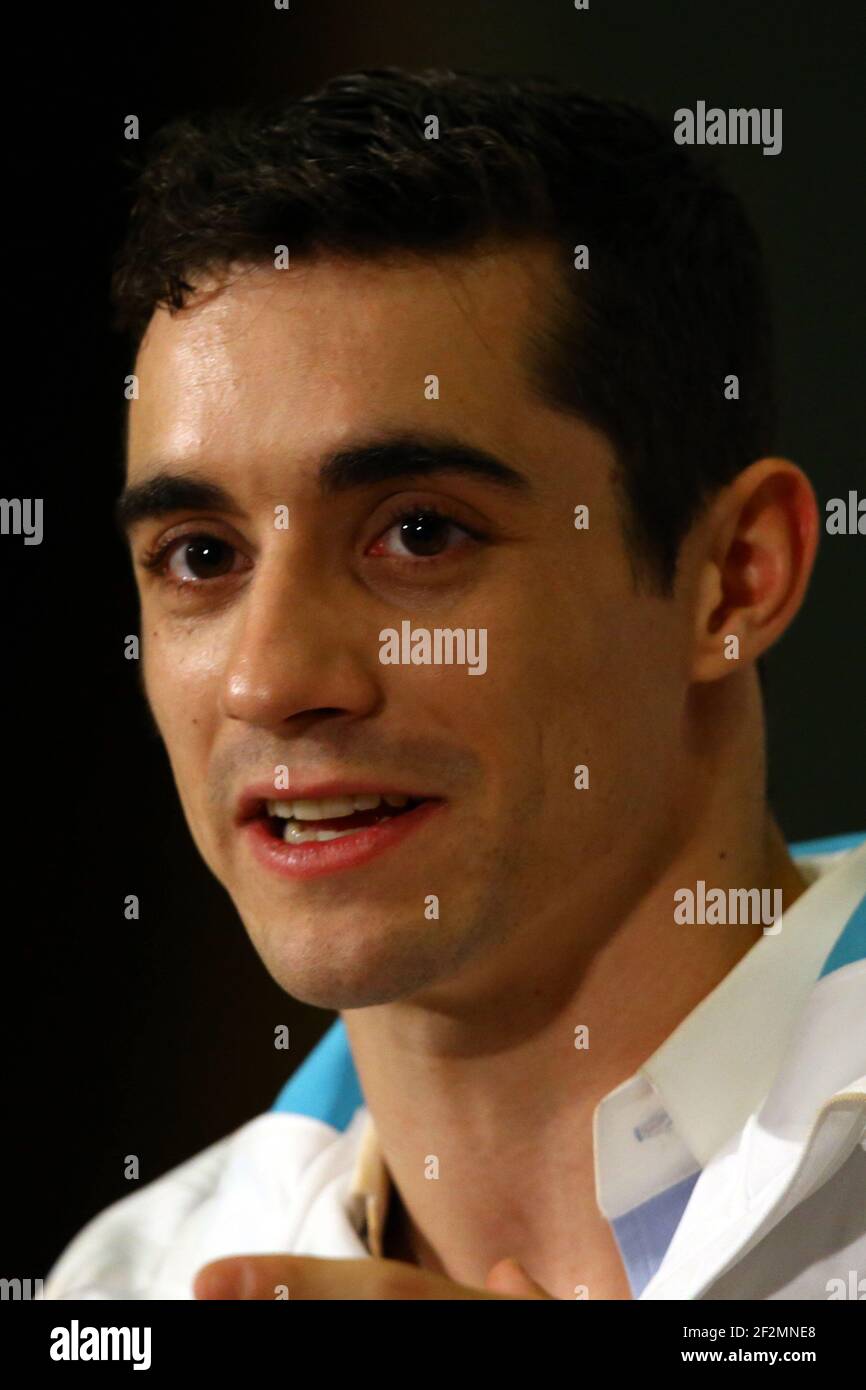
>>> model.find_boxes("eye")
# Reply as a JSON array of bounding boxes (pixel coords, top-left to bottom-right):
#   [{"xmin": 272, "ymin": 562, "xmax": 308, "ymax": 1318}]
[
  {"xmin": 142, "ymin": 533, "xmax": 246, "ymax": 585},
  {"xmin": 367, "ymin": 507, "xmax": 480, "ymax": 560}
]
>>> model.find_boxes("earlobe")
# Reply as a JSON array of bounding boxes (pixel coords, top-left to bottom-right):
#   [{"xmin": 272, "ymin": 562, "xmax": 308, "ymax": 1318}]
[{"xmin": 689, "ymin": 459, "xmax": 819, "ymax": 684}]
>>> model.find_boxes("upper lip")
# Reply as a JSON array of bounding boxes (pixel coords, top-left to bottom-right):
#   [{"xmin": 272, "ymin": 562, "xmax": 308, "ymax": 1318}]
[{"xmin": 235, "ymin": 778, "xmax": 438, "ymax": 824}]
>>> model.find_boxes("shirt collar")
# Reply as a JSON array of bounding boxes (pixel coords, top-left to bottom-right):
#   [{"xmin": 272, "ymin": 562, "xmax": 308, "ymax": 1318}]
[
  {"xmin": 347, "ymin": 1106, "xmax": 390, "ymax": 1258},
  {"xmin": 637, "ymin": 840, "xmax": 866, "ymax": 1167}
]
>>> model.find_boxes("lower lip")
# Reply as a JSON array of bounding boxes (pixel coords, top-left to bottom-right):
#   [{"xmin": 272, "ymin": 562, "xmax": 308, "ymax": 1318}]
[{"xmin": 241, "ymin": 800, "xmax": 445, "ymax": 881}]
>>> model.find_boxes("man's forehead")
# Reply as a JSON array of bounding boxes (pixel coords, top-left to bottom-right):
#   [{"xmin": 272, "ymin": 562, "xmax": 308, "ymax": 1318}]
[
  {"xmin": 133, "ymin": 243, "xmax": 559, "ymax": 378},
  {"xmin": 128, "ymin": 244, "xmax": 564, "ymax": 471}
]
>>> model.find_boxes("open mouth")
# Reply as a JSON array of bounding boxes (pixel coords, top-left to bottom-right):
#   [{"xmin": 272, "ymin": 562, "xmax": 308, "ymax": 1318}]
[{"xmin": 259, "ymin": 792, "xmax": 427, "ymax": 844}]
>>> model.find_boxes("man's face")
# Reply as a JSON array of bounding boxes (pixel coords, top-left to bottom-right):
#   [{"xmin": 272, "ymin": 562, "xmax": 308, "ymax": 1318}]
[{"xmin": 126, "ymin": 245, "xmax": 691, "ymax": 1009}]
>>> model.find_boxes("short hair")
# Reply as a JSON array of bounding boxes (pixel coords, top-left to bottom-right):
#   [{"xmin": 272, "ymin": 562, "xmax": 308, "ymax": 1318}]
[{"xmin": 112, "ymin": 67, "xmax": 777, "ymax": 593}]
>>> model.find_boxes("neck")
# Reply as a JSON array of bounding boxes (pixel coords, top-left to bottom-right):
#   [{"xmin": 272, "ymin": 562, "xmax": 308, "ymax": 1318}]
[{"xmin": 342, "ymin": 677, "xmax": 809, "ymax": 1297}]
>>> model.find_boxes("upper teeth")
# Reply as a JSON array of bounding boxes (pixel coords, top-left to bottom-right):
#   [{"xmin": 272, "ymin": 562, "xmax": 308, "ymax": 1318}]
[{"xmin": 266, "ymin": 793, "xmax": 410, "ymax": 821}]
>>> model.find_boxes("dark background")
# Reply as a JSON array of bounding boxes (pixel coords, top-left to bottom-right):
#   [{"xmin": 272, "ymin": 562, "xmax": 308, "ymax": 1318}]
[{"xmin": 2, "ymin": 0, "xmax": 863, "ymax": 1276}]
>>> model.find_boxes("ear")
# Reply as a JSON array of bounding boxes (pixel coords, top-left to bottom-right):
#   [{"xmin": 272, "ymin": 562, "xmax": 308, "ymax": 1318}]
[{"xmin": 690, "ymin": 458, "xmax": 819, "ymax": 683}]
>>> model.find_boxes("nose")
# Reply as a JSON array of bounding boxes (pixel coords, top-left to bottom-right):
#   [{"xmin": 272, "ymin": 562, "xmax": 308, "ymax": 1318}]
[{"xmin": 219, "ymin": 554, "xmax": 382, "ymax": 730}]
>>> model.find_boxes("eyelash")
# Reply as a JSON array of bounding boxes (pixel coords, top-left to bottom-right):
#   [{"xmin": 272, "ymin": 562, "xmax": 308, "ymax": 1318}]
[{"xmin": 138, "ymin": 502, "xmax": 486, "ymax": 585}]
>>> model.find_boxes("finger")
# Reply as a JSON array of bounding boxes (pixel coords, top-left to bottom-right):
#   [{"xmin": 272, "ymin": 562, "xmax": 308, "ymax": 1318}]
[
  {"xmin": 193, "ymin": 1256, "xmax": 270, "ymax": 1300},
  {"xmin": 484, "ymin": 1256, "xmax": 554, "ymax": 1299},
  {"xmin": 194, "ymin": 1255, "xmax": 376, "ymax": 1300},
  {"xmin": 194, "ymin": 1254, "xmax": 498, "ymax": 1301}
]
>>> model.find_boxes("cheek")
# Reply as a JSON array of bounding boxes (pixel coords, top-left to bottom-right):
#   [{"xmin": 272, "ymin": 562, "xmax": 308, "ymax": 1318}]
[
  {"xmin": 143, "ymin": 635, "xmax": 222, "ymax": 850},
  {"xmin": 476, "ymin": 587, "xmax": 665, "ymax": 810},
  {"xmin": 142, "ymin": 626, "xmax": 223, "ymax": 750}
]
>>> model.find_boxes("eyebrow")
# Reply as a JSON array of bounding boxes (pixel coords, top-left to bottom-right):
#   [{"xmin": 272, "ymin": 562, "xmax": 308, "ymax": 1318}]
[{"xmin": 115, "ymin": 433, "xmax": 532, "ymax": 537}]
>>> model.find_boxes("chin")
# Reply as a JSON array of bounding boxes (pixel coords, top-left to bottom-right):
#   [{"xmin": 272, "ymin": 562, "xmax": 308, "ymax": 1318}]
[
  {"xmin": 253, "ymin": 918, "xmax": 457, "ymax": 1010},
  {"xmin": 262, "ymin": 959, "xmax": 440, "ymax": 1010}
]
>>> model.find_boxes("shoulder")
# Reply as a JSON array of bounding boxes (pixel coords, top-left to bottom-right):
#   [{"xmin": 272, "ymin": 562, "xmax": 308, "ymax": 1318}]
[{"xmin": 41, "ymin": 1108, "xmax": 368, "ymax": 1301}]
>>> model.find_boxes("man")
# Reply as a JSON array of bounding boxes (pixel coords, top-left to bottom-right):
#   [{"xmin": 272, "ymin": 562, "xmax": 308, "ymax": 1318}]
[{"xmin": 43, "ymin": 69, "xmax": 865, "ymax": 1301}]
